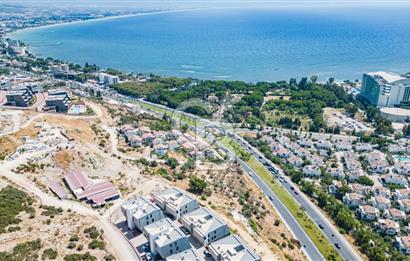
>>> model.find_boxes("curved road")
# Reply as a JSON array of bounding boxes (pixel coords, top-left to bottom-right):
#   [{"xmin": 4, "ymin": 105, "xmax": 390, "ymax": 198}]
[
  {"xmin": 0, "ymin": 155, "xmax": 138, "ymax": 261},
  {"xmin": 232, "ymin": 134, "xmax": 362, "ymax": 261}
]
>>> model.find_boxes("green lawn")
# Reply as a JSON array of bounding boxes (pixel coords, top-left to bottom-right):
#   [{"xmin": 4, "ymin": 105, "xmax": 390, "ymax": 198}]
[{"xmin": 221, "ymin": 137, "xmax": 341, "ymax": 261}]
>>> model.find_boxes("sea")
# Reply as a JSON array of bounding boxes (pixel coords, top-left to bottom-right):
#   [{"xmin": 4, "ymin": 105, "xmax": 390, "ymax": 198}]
[{"xmin": 10, "ymin": 7, "xmax": 410, "ymax": 83}]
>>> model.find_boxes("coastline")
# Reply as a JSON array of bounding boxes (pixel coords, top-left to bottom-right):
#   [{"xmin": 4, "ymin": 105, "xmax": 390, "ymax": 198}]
[{"xmin": 8, "ymin": 8, "xmax": 204, "ymax": 38}]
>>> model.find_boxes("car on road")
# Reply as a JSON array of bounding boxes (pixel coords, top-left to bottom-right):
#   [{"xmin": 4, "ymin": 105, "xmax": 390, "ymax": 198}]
[
  {"xmin": 294, "ymin": 191, "xmax": 298, "ymax": 195},
  {"xmin": 334, "ymin": 243, "xmax": 341, "ymax": 249},
  {"xmin": 269, "ymin": 196, "xmax": 273, "ymax": 200},
  {"xmin": 319, "ymin": 224, "xmax": 324, "ymax": 229},
  {"xmin": 248, "ymin": 172, "xmax": 253, "ymax": 177},
  {"xmin": 290, "ymin": 186, "xmax": 294, "ymax": 190}
]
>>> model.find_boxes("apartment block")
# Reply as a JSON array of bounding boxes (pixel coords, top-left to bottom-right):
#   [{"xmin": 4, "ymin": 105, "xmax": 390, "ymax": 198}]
[
  {"xmin": 143, "ymin": 218, "xmax": 190, "ymax": 259},
  {"xmin": 208, "ymin": 234, "xmax": 260, "ymax": 261},
  {"xmin": 153, "ymin": 187, "xmax": 198, "ymax": 219},
  {"xmin": 121, "ymin": 196, "xmax": 164, "ymax": 231},
  {"xmin": 181, "ymin": 207, "xmax": 229, "ymax": 246}
]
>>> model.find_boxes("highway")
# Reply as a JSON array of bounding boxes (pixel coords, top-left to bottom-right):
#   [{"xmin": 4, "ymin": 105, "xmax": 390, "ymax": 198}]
[
  {"xmin": 232, "ymin": 134, "xmax": 362, "ymax": 261},
  {"xmin": 214, "ymin": 138, "xmax": 324, "ymax": 261}
]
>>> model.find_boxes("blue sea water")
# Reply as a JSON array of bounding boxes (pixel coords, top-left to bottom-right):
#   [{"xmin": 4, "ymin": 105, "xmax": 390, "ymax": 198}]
[{"xmin": 11, "ymin": 7, "xmax": 410, "ymax": 82}]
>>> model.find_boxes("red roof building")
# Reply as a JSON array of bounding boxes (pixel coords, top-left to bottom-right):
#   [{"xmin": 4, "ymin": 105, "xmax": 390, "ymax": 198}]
[{"xmin": 64, "ymin": 171, "xmax": 119, "ymax": 207}]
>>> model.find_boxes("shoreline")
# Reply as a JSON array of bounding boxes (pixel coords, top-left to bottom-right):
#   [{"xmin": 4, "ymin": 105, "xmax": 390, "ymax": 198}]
[{"xmin": 8, "ymin": 8, "xmax": 205, "ymax": 38}]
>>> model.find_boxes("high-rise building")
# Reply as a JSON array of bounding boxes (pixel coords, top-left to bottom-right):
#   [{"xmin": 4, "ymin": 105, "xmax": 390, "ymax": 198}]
[{"xmin": 360, "ymin": 71, "xmax": 410, "ymax": 107}]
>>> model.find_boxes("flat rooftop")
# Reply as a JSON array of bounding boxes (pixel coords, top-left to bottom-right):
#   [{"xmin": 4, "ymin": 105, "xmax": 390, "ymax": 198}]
[
  {"xmin": 366, "ymin": 71, "xmax": 405, "ymax": 83},
  {"xmin": 166, "ymin": 248, "xmax": 203, "ymax": 261},
  {"xmin": 182, "ymin": 207, "xmax": 227, "ymax": 235},
  {"xmin": 155, "ymin": 187, "xmax": 196, "ymax": 209},
  {"xmin": 209, "ymin": 235, "xmax": 260, "ymax": 261},
  {"xmin": 380, "ymin": 107, "xmax": 410, "ymax": 117},
  {"xmin": 144, "ymin": 218, "xmax": 187, "ymax": 248}
]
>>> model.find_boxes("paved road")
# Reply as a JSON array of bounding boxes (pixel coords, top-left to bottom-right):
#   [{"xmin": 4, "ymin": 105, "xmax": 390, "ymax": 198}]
[
  {"xmin": 232, "ymin": 134, "xmax": 362, "ymax": 261},
  {"xmin": 0, "ymin": 157, "xmax": 139, "ymax": 261},
  {"xmin": 93, "ymin": 93, "xmax": 363, "ymax": 260}
]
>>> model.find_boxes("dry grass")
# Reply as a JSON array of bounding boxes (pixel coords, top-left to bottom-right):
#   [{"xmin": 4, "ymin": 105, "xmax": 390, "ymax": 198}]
[
  {"xmin": 53, "ymin": 150, "xmax": 75, "ymax": 170},
  {"xmin": 45, "ymin": 117, "xmax": 95, "ymax": 143},
  {"xmin": 0, "ymin": 124, "xmax": 40, "ymax": 157}
]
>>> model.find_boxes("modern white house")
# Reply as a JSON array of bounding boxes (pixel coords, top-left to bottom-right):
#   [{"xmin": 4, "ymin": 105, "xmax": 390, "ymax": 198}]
[
  {"xmin": 98, "ymin": 72, "xmax": 119, "ymax": 85},
  {"xmin": 180, "ymin": 207, "xmax": 229, "ymax": 246},
  {"xmin": 166, "ymin": 248, "xmax": 203, "ymax": 261},
  {"xmin": 208, "ymin": 235, "xmax": 260, "ymax": 261},
  {"xmin": 153, "ymin": 187, "xmax": 198, "ymax": 219},
  {"xmin": 382, "ymin": 174, "xmax": 408, "ymax": 187},
  {"xmin": 121, "ymin": 196, "xmax": 164, "ymax": 231},
  {"xmin": 143, "ymin": 218, "xmax": 190, "ymax": 259}
]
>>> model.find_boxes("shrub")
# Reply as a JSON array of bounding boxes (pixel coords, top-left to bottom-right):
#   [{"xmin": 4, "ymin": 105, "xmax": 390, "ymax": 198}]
[
  {"xmin": 84, "ymin": 226, "xmax": 99, "ymax": 239},
  {"xmin": 64, "ymin": 252, "xmax": 97, "ymax": 261},
  {"xmin": 88, "ymin": 240, "xmax": 105, "ymax": 250},
  {"xmin": 42, "ymin": 248, "xmax": 58, "ymax": 260}
]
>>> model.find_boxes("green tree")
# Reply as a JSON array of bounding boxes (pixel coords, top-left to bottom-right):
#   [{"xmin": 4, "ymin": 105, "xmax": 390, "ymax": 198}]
[{"xmin": 188, "ymin": 176, "xmax": 207, "ymax": 194}]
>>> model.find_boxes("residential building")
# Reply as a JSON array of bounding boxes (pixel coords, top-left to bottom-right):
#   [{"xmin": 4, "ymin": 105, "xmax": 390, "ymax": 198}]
[
  {"xmin": 303, "ymin": 165, "xmax": 321, "ymax": 178},
  {"xmin": 153, "ymin": 187, "xmax": 198, "ymax": 219},
  {"xmin": 143, "ymin": 218, "xmax": 190, "ymax": 259},
  {"xmin": 377, "ymin": 219, "xmax": 400, "ymax": 235},
  {"xmin": 208, "ymin": 234, "xmax": 260, "ymax": 261},
  {"xmin": 328, "ymin": 180, "xmax": 343, "ymax": 194},
  {"xmin": 396, "ymin": 189, "xmax": 410, "ymax": 200},
  {"xmin": 398, "ymin": 199, "xmax": 410, "ymax": 213},
  {"xmin": 357, "ymin": 205, "xmax": 380, "ymax": 221},
  {"xmin": 6, "ymin": 87, "xmax": 33, "ymax": 107},
  {"xmin": 395, "ymin": 162, "xmax": 410, "ymax": 175},
  {"xmin": 180, "ymin": 207, "xmax": 229, "ymax": 246},
  {"xmin": 367, "ymin": 151, "xmax": 388, "ymax": 174},
  {"xmin": 371, "ymin": 196, "xmax": 391, "ymax": 210},
  {"xmin": 396, "ymin": 236, "xmax": 410, "ymax": 255},
  {"xmin": 154, "ymin": 144, "xmax": 168, "ymax": 156},
  {"xmin": 360, "ymin": 71, "xmax": 410, "ymax": 107},
  {"xmin": 372, "ymin": 186, "xmax": 391, "ymax": 198},
  {"xmin": 335, "ymin": 142, "xmax": 352, "ymax": 151},
  {"xmin": 343, "ymin": 193, "xmax": 363, "ymax": 208},
  {"xmin": 355, "ymin": 143, "xmax": 373, "ymax": 152},
  {"xmin": 121, "ymin": 196, "xmax": 164, "ymax": 231},
  {"xmin": 384, "ymin": 208, "xmax": 406, "ymax": 222},
  {"xmin": 45, "ymin": 89, "xmax": 71, "ymax": 112},
  {"xmin": 348, "ymin": 183, "xmax": 371, "ymax": 195},
  {"xmin": 129, "ymin": 136, "xmax": 142, "ymax": 147},
  {"xmin": 98, "ymin": 72, "xmax": 119, "ymax": 85},
  {"xmin": 327, "ymin": 167, "xmax": 345, "ymax": 179},
  {"xmin": 166, "ymin": 248, "xmax": 203, "ymax": 261}
]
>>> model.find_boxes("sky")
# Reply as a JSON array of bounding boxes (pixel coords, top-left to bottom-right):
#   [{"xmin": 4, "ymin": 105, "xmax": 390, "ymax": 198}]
[{"xmin": 3, "ymin": 0, "xmax": 410, "ymax": 10}]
